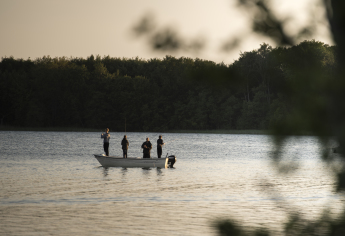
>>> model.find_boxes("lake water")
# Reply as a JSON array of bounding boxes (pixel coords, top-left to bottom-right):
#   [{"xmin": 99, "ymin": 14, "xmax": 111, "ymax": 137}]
[{"xmin": 0, "ymin": 131, "xmax": 344, "ymax": 236}]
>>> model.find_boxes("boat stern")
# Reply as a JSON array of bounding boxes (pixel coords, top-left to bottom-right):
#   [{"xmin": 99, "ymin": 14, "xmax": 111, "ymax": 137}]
[{"xmin": 165, "ymin": 155, "xmax": 177, "ymax": 168}]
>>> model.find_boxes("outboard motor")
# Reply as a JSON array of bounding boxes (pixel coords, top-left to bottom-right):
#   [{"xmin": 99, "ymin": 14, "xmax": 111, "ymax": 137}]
[{"xmin": 167, "ymin": 155, "xmax": 176, "ymax": 168}]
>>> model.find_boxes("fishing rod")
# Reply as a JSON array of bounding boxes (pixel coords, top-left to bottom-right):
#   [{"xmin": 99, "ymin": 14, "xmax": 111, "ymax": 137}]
[
  {"xmin": 164, "ymin": 139, "xmax": 178, "ymax": 145},
  {"xmin": 149, "ymin": 132, "xmax": 179, "ymax": 145}
]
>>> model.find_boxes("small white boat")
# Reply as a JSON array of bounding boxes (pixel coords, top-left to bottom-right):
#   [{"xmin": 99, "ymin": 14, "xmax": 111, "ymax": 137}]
[{"xmin": 94, "ymin": 154, "xmax": 177, "ymax": 168}]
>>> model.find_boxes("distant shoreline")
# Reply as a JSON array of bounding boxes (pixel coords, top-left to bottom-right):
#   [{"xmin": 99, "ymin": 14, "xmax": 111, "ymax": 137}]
[{"xmin": 0, "ymin": 126, "xmax": 268, "ymax": 135}]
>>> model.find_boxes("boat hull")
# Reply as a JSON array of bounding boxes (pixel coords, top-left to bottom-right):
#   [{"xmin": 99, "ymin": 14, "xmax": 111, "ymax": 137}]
[{"xmin": 94, "ymin": 154, "xmax": 176, "ymax": 168}]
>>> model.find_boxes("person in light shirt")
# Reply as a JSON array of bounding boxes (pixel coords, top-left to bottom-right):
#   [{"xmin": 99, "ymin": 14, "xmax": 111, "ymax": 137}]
[{"xmin": 101, "ymin": 128, "xmax": 110, "ymax": 156}]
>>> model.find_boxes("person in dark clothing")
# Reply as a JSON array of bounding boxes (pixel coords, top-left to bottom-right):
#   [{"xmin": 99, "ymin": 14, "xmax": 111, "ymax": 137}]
[
  {"xmin": 141, "ymin": 137, "xmax": 152, "ymax": 158},
  {"xmin": 121, "ymin": 135, "xmax": 129, "ymax": 158},
  {"xmin": 101, "ymin": 128, "xmax": 110, "ymax": 156},
  {"xmin": 157, "ymin": 135, "xmax": 165, "ymax": 158}
]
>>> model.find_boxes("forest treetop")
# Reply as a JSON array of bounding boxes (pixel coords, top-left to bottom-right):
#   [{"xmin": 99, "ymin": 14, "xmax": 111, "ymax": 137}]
[{"xmin": 0, "ymin": 40, "xmax": 335, "ymax": 133}]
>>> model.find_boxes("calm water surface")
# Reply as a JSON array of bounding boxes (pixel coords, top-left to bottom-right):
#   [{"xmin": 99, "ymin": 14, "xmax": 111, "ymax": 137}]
[{"xmin": 0, "ymin": 131, "xmax": 344, "ymax": 235}]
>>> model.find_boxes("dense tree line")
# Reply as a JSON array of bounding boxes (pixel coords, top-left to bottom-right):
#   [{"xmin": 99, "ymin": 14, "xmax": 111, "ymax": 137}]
[{"xmin": 0, "ymin": 40, "xmax": 335, "ymax": 131}]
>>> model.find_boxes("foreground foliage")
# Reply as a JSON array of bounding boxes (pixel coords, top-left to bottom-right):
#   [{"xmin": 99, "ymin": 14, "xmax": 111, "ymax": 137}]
[{"xmin": 211, "ymin": 0, "xmax": 345, "ymax": 235}]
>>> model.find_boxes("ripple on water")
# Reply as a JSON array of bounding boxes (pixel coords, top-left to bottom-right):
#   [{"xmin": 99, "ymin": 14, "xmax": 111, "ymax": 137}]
[{"xmin": 0, "ymin": 131, "xmax": 343, "ymax": 236}]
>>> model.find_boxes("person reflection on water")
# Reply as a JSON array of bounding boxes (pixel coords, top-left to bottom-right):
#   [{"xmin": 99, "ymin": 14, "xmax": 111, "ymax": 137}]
[
  {"xmin": 101, "ymin": 128, "xmax": 110, "ymax": 156},
  {"xmin": 121, "ymin": 135, "xmax": 129, "ymax": 158},
  {"xmin": 141, "ymin": 137, "xmax": 152, "ymax": 158}
]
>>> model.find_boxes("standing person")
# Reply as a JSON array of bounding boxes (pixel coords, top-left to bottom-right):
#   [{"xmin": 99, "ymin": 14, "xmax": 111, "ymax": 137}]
[
  {"xmin": 121, "ymin": 135, "xmax": 129, "ymax": 158},
  {"xmin": 141, "ymin": 137, "xmax": 152, "ymax": 158},
  {"xmin": 157, "ymin": 135, "xmax": 165, "ymax": 158},
  {"xmin": 101, "ymin": 128, "xmax": 110, "ymax": 156}
]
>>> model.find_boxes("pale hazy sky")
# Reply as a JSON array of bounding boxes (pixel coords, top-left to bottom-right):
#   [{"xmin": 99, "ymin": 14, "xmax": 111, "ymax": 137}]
[{"xmin": 0, "ymin": 0, "xmax": 333, "ymax": 64}]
